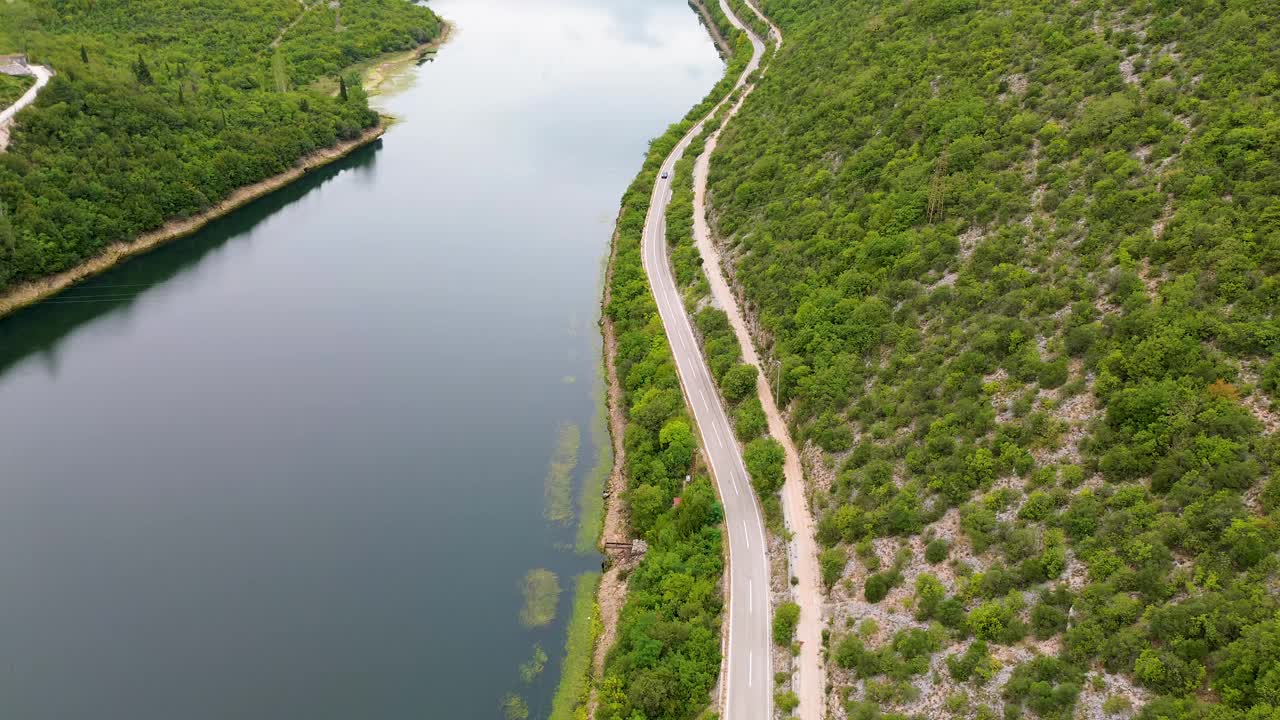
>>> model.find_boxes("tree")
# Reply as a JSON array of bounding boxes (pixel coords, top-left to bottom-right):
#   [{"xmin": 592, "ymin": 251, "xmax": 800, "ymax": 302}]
[
  {"xmin": 338, "ymin": 74, "xmax": 348, "ymax": 101},
  {"xmin": 80, "ymin": 45, "xmax": 89, "ymax": 64},
  {"xmin": 734, "ymin": 399, "xmax": 767, "ymax": 440},
  {"xmin": 133, "ymin": 53, "xmax": 154, "ymax": 85},
  {"xmin": 722, "ymin": 363, "xmax": 759, "ymax": 403},
  {"xmin": 744, "ymin": 437, "xmax": 785, "ymax": 494},
  {"xmin": 914, "ymin": 573, "xmax": 945, "ymax": 619},
  {"xmin": 820, "ymin": 547, "xmax": 847, "ymax": 588},
  {"xmin": 627, "ymin": 484, "xmax": 666, "ymax": 536},
  {"xmin": 968, "ymin": 601, "xmax": 1012, "ymax": 642},
  {"xmin": 0, "ymin": 201, "xmax": 13, "ymax": 252},
  {"xmin": 659, "ymin": 419, "xmax": 695, "ymax": 474},
  {"xmin": 1212, "ymin": 620, "xmax": 1280, "ymax": 709}
]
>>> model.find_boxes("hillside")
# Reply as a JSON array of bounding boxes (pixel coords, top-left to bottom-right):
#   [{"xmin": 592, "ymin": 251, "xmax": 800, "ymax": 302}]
[
  {"xmin": 0, "ymin": 0, "xmax": 440, "ymax": 292},
  {"xmin": 705, "ymin": 0, "xmax": 1280, "ymax": 719}
]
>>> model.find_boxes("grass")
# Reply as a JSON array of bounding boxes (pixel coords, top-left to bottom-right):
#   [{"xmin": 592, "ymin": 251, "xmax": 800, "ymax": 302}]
[
  {"xmin": 574, "ymin": 369, "xmax": 613, "ymax": 554},
  {"xmin": 0, "ymin": 73, "xmax": 34, "ymax": 108},
  {"xmin": 548, "ymin": 572, "xmax": 602, "ymax": 720},
  {"xmin": 545, "ymin": 423, "xmax": 581, "ymax": 526}
]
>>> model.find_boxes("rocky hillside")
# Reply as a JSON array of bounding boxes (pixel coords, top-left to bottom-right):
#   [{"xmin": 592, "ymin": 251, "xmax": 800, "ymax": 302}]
[{"xmin": 705, "ymin": 0, "xmax": 1280, "ymax": 718}]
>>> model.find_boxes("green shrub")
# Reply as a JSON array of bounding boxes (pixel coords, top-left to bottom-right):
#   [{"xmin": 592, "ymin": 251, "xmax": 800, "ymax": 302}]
[
  {"xmin": 865, "ymin": 572, "xmax": 894, "ymax": 603},
  {"xmin": 773, "ymin": 602, "xmax": 800, "ymax": 645},
  {"xmin": 925, "ymin": 539, "xmax": 949, "ymax": 564}
]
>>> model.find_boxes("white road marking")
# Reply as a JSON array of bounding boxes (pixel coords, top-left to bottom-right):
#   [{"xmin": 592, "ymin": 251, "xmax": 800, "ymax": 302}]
[{"xmin": 638, "ymin": 3, "xmax": 776, "ymax": 717}]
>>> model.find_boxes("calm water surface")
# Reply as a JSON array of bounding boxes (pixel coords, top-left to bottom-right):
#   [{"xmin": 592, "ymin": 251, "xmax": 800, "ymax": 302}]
[{"xmin": 0, "ymin": 1, "xmax": 721, "ymax": 717}]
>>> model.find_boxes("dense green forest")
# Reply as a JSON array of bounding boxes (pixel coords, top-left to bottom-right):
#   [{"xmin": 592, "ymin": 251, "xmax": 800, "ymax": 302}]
[
  {"xmin": 705, "ymin": 0, "xmax": 1280, "ymax": 718},
  {"xmin": 0, "ymin": 0, "xmax": 440, "ymax": 291}
]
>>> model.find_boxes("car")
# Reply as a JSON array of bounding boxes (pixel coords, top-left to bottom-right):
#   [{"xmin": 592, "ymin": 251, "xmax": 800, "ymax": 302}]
[{"xmin": 660, "ymin": 171, "xmax": 669, "ymax": 179}]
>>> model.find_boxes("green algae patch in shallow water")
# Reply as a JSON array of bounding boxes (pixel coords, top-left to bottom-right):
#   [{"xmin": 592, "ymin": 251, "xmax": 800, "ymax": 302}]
[
  {"xmin": 574, "ymin": 369, "xmax": 613, "ymax": 554},
  {"xmin": 544, "ymin": 423, "xmax": 581, "ymax": 526},
  {"xmin": 501, "ymin": 693, "xmax": 529, "ymax": 720},
  {"xmin": 518, "ymin": 644, "xmax": 548, "ymax": 684},
  {"xmin": 518, "ymin": 569, "xmax": 561, "ymax": 628},
  {"xmin": 548, "ymin": 572, "xmax": 601, "ymax": 720}
]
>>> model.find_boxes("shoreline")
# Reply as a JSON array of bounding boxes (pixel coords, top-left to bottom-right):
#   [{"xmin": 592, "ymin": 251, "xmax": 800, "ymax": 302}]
[
  {"xmin": 585, "ymin": 222, "xmax": 631, "ymax": 720},
  {"xmin": 362, "ymin": 20, "xmax": 456, "ymax": 96},
  {"xmin": 0, "ymin": 123, "xmax": 386, "ymax": 319},
  {"xmin": 688, "ymin": 0, "xmax": 733, "ymax": 58},
  {"xmin": 0, "ymin": 21, "xmax": 457, "ymax": 320}
]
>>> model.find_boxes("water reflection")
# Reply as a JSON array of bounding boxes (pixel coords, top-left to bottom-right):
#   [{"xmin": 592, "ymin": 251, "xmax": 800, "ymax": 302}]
[{"xmin": 0, "ymin": 145, "xmax": 380, "ymax": 379}]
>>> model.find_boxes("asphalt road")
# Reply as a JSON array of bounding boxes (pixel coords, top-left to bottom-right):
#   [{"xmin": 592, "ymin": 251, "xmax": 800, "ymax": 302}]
[{"xmin": 639, "ymin": 3, "xmax": 770, "ymax": 716}]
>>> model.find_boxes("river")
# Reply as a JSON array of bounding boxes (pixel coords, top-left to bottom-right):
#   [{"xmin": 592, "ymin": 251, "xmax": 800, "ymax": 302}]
[{"xmin": 0, "ymin": 1, "xmax": 721, "ymax": 717}]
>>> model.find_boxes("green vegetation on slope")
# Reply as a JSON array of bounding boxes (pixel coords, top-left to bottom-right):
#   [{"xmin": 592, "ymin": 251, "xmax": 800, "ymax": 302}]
[
  {"xmin": 0, "ymin": 72, "xmax": 35, "ymax": 108},
  {"xmin": 0, "ymin": 0, "xmax": 440, "ymax": 291},
  {"xmin": 706, "ymin": 0, "xmax": 1280, "ymax": 718}
]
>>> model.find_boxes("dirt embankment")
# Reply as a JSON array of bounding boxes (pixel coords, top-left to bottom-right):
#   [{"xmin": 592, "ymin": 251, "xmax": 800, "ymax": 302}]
[
  {"xmin": 0, "ymin": 124, "xmax": 386, "ymax": 319},
  {"xmin": 589, "ymin": 226, "xmax": 633, "ymax": 717}
]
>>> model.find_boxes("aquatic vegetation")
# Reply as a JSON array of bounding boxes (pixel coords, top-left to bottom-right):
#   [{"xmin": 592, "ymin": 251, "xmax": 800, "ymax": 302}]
[
  {"xmin": 544, "ymin": 423, "xmax": 581, "ymax": 526},
  {"xmin": 574, "ymin": 373, "xmax": 612, "ymax": 554},
  {"xmin": 501, "ymin": 693, "xmax": 528, "ymax": 720},
  {"xmin": 548, "ymin": 573, "xmax": 601, "ymax": 720},
  {"xmin": 518, "ymin": 568, "xmax": 561, "ymax": 629},
  {"xmin": 518, "ymin": 644, "xmax": 548, "ymax": 684}
]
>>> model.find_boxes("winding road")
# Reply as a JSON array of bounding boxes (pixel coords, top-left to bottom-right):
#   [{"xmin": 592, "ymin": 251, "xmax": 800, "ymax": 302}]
[
  {"xmin": 686, "ymin": 6, "xmax": 827, "ymax": 720},
  {"xmin": 639, "ymin": 2, "xmax": 776, "ymax": 717},
  {"xmin": 0, "ymin": 62, "xmax": 52, "ymax": 152}
]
